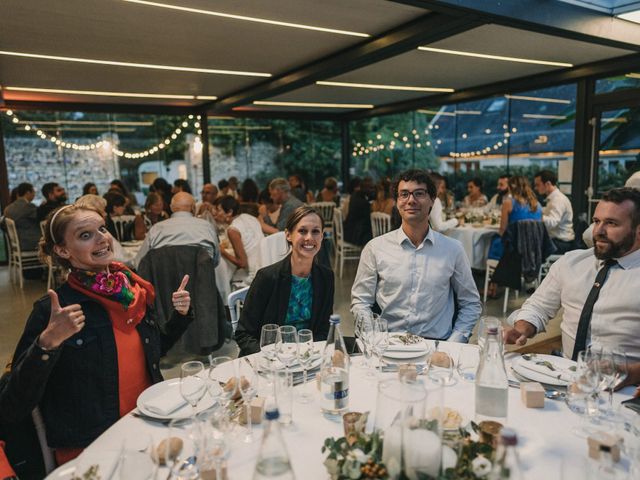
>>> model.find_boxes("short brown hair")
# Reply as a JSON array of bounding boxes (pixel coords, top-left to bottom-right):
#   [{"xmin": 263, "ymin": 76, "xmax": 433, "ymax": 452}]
[{"xmin": 39, "ymin": 205, "xmax": 102, "ymax": 269}]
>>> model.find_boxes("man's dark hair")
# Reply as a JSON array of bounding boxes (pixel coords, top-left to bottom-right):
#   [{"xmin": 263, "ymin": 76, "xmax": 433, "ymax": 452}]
[
  {"xmin": 218, "ymin": 179, "xmax": 229, "ymax": 190},
  {"xmin": 240, "ymin": 178, "xmax": 259, "ymax": 203},
  {"xmin": 16, "ymin": 182, "xmax": 34, "ymax": 197},
  {"xmin": 173, "ymin": 178, "xmax": 192, "ymax": 194},
  {"xmin": 41, "ymin": 182, "xmax": 58, "ymax": 199},
  {"xmin": 499, "ymin": 174, "xmax": 511, "ymax": 180},
  {"xmin": 347, "ymin": 177, "xmax": 362, "ymax": 194},
  {"xmin": 535, "ymin": 170, "xmax": 557, "ymax": 186},
  {"xmin": 218, "ymin": 195, "xmax": 240, "ymax": 216},
  {"xmin": 392, "ymin": 169, "xmax": 437, "ymax": 200},
  {"xmin": 601, "ymin": 187, "xmax": 640, "ymax": 230},
  {"xmin": 103, "ymin": 191, "xmax": 127, "ymax": 215},
  {"xmin": 468, "ymin": 177, "xmax": 483, "ymax": 189}
]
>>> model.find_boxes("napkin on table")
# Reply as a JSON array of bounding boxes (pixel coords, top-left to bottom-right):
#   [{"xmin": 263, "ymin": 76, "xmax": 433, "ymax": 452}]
[
  {"xmin": 73, "ymin": 450, "xmax": 120, "ymax": 479},
  {"xmin": 518, "ymin": 359, "xmax": 572, "ymax": 382},
  {"xmin": 142, "ymin": 389, "xmax": 187, "ymax": 416}
]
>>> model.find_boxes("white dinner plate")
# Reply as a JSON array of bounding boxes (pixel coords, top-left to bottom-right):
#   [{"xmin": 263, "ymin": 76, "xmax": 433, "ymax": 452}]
[
  {"xmin": 383, "ymin": 349, "xmax": 430, "ymax": 360},
  {"xmin": 511, "ymin": 354, "xmax": 576, "ymax": 386},
  {"xmin": 137, "ymin": 378, "xmax": 215, "ymax": 420},
  {"xmin": 258, "ymin": 354, "xmax": 322, "ymax": 373}
]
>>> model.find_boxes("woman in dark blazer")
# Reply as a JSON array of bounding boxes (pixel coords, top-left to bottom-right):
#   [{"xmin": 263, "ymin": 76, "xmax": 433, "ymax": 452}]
[{"xmin": 235, "ymin": 206, "xmax": 335, "ymax": 356}]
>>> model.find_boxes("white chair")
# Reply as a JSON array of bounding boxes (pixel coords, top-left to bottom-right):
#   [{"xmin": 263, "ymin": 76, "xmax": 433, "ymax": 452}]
[
  {"xmin": 227, "ymin": 286, "xmax": 250, "ymax": 333},
  {"xmin": 333, "ymin": 209, "xmax": 362, "ymax": 278},
  {"xmin": 257, "ymin": 231, "xmax": 290, "ymax": 269},
  {"xmin": 309, "ymin": 202, "xmax": 335, "ymax": 229},
  {"xmin": 111, "ymin": 214, "xmax": 136, "ymax": 242},
  {"xmin": 32, "ymin": 407, "xmax": 56, "ymax": 474},
  {"xmin": 538, "ymin": 253, "xmax": 562, "ymax": 284},
  {"xmin": 4, "ymin": 218, "xmax": 42, "ymax": 289},
  {"xmin": 370, "ymin": 212, "xmax": 391, "ymax": 238},
  {"xmin": 484, "ymin": 258, "xmax": 541, "ymax": 314}
]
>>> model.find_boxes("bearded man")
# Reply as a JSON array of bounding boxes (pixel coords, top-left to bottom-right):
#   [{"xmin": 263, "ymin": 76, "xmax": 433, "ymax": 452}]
[{"xmin": 503, "ymin": 187, "xmax": 640, "ymax": 385}]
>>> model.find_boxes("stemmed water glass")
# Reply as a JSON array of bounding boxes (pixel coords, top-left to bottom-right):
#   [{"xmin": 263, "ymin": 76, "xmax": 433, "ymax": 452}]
[
  {"xmin": 371, "ymin": 316, "xmax": 389, "ymax": 376},
  {"xmin": 208, "ymin": 356, "xmax": 236, "ymax": 421},
  {"xmin": 200, "ymin": 413, "xmax": 230, "ymax": 480},
  {"xmin": 276, "ymin": 325, "xmax": 299, "ymax": 373},
  {"xmin": 180, "ymin": 361, "xmax": 207, "ymax": 424},
  {"xmin": 355, "ymin": 310, "xmax": 376, "ymax": 379},
  {"xmin": 237, "ymin": 360, "xmax": 259, "ymax": 443},
  {"xmin": 260, "ymin": 324, "xmax": 279, "ymax": 370},
  {"xmin": 565, "ymin": 350, "xmax": 602, "ymax": 437},
  {"xmin": 297, "ymin": 329, "xmax": 315, "ymax": 403},
  {"xmin": 598, "ymin": 348, "xmax": 628, "ymax": 415}
]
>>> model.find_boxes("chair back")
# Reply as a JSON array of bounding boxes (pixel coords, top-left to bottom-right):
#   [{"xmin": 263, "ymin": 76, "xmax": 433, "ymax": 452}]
[
  {"xmin": 333, "ymin": 208, "xmax": 345, "ymax": 244},
  {"xmin": 111, "ymin": 215, "xmax": 136, "ymax": 242},
  {"xmin": 257, "ymin": 231, "xmax": 290, "ymax": 269},
  {"xmin": 227, "ymin": 286, "xmax": 250, "ymax": 333},
  {"xmin": 4, "ymin": 218, "xmax": 22, "ymax": 257},
  {"xmin": 370, "ymin": 212, "xmax": 391, "ymax": 238},
  {"xmin": 309, "ymin": 202, "xmax": 335, "ymax": 229}
]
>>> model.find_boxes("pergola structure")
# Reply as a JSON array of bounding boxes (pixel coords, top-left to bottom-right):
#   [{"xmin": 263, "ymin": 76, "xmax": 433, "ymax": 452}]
[{"xmin": 2, "ymin": 0, "xmax": 640, "ymax": 216}]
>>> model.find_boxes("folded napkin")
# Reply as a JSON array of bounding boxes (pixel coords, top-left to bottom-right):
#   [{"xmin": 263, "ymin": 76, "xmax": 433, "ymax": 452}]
[
  {"xmin": 74, "ymin": 450, "xmax": 120, "ymax": 480},
  {"xmin": 518, "ymin": 359, "xmax": 572, "ymax": 382},
  {"xmin": 142, "ymin": 389, "xmax": 187, "ymax": 416}
]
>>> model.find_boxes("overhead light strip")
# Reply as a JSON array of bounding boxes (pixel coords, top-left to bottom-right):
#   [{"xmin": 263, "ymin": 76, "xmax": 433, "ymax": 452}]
[
  {"xmin": 0, "ymin": 50, "xmax": 271, "ymax": 78},
  {"xmin": 17, "ymin": 120, "xmax": 154, "ymax": 126},
  {"xmin": 625, "ymin": 73, "xmax": 640, "ymax": 79},
  {"xmin": 316, "ymin": 81, "xmax": 454, "ymax": 93},
  {"xmin": 418, "ymin": 109, "xmax": 456, "ymax": 116},
  {"xmin": 123, "ymin": 0, "xmax": 369, "ymax": 37},
  {"xmin": 4, "ymin": 86, "xmax": 216, "ymax": 100},
  {"xmin": 253, "ymin": 101, "xmax": 373, "ymax": 109},
  {"xmin": 455, "ymin": 110, "xmax": 482, "ymax": 115},
  {"xmin": 505, "ymin": 94, "xmax": 571, "ymax": 104},
  {"xmin": 522, "ymin": 113, "xmax": 567, "ymax": 120},
  {"xmin": 417, "ymin": 46, "xmax": 573, "ymax": 67}
]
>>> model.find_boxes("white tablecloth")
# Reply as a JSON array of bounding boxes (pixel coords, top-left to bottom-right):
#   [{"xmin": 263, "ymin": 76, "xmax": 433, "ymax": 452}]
[
  {"xmin": 444, "ymin": 225, "xmax": 498, "ymax": 270},
  {"xmin": 49, "ymin": 342, "xmax": 634, "ymax": 479}
]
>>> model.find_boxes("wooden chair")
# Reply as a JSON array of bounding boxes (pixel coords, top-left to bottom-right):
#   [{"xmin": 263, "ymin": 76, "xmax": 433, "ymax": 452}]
[
  {"xmin": 4, "ymin": 218, "xmax": 42, "ymax": 289},
  {"xmin": 333, "ymin": 209, "xmax": 362, "ymax": 278},
  {"xmin": 228, "ymin": 286, "xmax": 250, "ymax": 333},
  {"xmin": 370, "ymin": 212, "xmax": 391, "ymax": 238}
]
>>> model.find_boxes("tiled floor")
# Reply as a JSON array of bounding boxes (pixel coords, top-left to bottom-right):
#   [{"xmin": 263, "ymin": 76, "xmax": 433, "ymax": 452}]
[{"xmin": 0, "ymin": 260, "xmax": 561, "ymax": 379}]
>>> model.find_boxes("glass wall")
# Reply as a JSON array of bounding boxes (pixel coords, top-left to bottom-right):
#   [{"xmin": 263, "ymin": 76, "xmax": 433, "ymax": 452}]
[{"xmin": 349, "ymin": 83, "xmax": 577, "ymax": 201}]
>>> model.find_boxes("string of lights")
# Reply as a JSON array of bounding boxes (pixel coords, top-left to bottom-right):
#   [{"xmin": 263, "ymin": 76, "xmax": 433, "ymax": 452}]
[{"xmin": 3, "ymin": 109, "xmax": 202, "ymax": 159}]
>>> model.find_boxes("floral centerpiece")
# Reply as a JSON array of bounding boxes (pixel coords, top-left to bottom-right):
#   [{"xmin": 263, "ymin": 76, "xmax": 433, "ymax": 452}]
[{"xmin": 322, "ymin": 421, "xmax": 496, "ymax": 480}]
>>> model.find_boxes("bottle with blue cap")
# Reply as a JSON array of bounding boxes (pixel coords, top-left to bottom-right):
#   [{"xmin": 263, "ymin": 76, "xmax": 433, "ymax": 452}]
[
  {"xmin": 253, "ymin": 404, "xmax": 295, "ymax": 480},
  {"xmin": 319, "ymin": 314, "xmax": 350, "ymax": 415}
]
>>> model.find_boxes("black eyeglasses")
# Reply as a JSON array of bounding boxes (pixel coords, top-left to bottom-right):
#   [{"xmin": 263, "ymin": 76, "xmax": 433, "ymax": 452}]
[{"xmin": 397, "ymin": 189, "xmax": 428, "ymax": 200}]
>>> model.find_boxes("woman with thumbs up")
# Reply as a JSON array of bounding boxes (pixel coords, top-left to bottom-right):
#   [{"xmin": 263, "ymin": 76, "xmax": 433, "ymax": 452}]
[{"xmin": 1, "ymin": 204, "xmax": 193, "ymax": 467}]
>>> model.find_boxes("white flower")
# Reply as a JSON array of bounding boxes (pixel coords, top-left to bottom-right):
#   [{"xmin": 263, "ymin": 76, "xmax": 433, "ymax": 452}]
[{"xmin": 471, "ymin": 455, "xmax": 492, "ymax": 477}]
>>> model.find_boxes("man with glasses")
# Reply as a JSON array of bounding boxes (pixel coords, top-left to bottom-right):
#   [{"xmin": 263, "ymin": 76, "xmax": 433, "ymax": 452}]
[{"xmin": 351, "ymin": 169, "xmax": 481, "ymax": 342}]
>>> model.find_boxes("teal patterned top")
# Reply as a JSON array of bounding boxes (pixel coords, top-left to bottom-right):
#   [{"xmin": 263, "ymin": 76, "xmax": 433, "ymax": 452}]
[{"xmin": 285, "ymin": 274, "xmax": 313, "ymax": 331}]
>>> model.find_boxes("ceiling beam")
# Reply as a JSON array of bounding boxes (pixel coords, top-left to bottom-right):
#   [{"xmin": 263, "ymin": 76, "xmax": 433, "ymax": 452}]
[
  {"xmin": 1, "ymin": 100, "xmax": 198, "ymax": 116},
  {"xmin": 344, "ymin": 52, "xmax": 640, "ymax": 120},
  {"xmin": 389, "ymin": 0, "xmax": 640, "ymax": 52},
  {"xmin": 207, "ymin": 12, "xmax": 483, "ymax": 114}
]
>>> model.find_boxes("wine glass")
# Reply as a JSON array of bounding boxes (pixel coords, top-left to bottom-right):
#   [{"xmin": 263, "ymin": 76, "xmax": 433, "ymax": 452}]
[
  {"xmin": 237, "ymin": 361, "xmax": 259, "ymax": 443},
  {"xmin": 371, "ymin": 316, "xmax": 389, "ymax": 376},
  {"xmin": 180, "ymin": 361, "xmax": 207, "ymax": 423},
  {"xmin": 260, "ymin": 324, "xmax": 279, "ymax": 370},
  {"xmin": 208, "ymin": 356, "xmax": 236, "ymax": 421},
  {"xmin": 599, "ymin": 348, "xmax": 629, "ymax": 415},
  {"xmin": 200, "ymin": 413, "xmax": 230, "ymax": 480},
  {"xmin": 296, "ymin": 329, "xmax": 315, "ymax": 403},
  {"xmin": 276, "ymin": 325, "xmax": 299, "ymax": 373},
  {"xmin": 166, "ymin": 418, "xmax": 199, "ymax": 480},
  {"xmin": 355, "ymin": 310, "xmax": 376, "ymax": 378},
  {"xmin": 566, "ymin": 350, "xmax": 601, "ymax": 437}
]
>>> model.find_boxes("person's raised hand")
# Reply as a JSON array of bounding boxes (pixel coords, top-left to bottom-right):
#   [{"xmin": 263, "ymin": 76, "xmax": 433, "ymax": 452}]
[
  {"xmin": 172, "ymin": 275, "xmax": 191, "ymax": 315},
  {"xmin": 38, "ymin": 290, "xmax": 85, "ymax": 350}
]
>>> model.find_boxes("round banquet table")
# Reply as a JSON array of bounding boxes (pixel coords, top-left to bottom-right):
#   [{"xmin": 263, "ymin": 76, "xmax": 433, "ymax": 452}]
[
  {"xmin": 47, "ymin": 341, "xmax": 634, "ymax": 479},
  {"xmin": 444, "ymin": 225, "xmax": 499, "ymax": 270}
]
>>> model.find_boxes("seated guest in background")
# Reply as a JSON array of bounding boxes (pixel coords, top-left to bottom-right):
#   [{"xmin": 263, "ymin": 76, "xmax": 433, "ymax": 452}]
[
  {"xmin": 37, "ymin": 182, "xmax": 67, "ymax": 222},
  {"xmin": 316, "ymin": 176, "xmax": 340, "ymax": 205},
  {"xmin": 235, "ymin": 206, "xmax": 334, "ymax": 355},
  {"xmin": 82, "ymin": 182, "xmax": 98, "ymax": 196},
  {"xmin": 109, "ymin": 179, "xmax": 137, "ymax": 213},
  {"xmin": 534, "ymin": 170, "xmax": 575, "ymax": 253},
  {"xmin": 238, "ymin": 178, "xmax": 260, "ymax": 217},
  {"xmin": 103, "ymin": 191, "xmax": 130, "ymax": 241},
  {"xmin": 134, "ymin": 192, "xmax": 168, "ymax": 240},
  {"xmin": 172, "ymin": 178, "xmax": 192, "ymax": 195},
  {"xmin": 260, "ymin": 178, "xmax": 303, "ymax": 235},
  {"xmin": 150, "ymin": 177, "xmax": 172, "ymax": 215},
  {"xmin": 504, "ymin": 188, "xmax": 640, "ymax": 383},
  {"xmin": 463, "ymin": 178, "xmax": 488, "ymax": 208},
  {"xmin": 4, "ymin": 182, "xmax": 40, "ymax": 251},
  {"xmin": 371, "ymin": 179, "xmax": 394, "ymax": 215},
  {"xmin": 133, "ymin": 192, "xmax": 220, "ymax": 269},
  {"xmin": 487, "ymin": 174, "xmax": 510, "ymax": 210},
  {"xmin": 196, "ymin": 183, "xmax": 218, "ymax": 217},
  {"xmin": 0, "ymin": 204, "xmax": 192, "ymax": 465},
  {"xmin": 436, "ymin": 175, "xmax": 455, "ymax": 214},
  {"xmin": 288, "ymin": 173, "xmax": 313, "ymax": 203},
  {"xmin": 258, "ymin": 188, "xmax": 280, "ymax": 227},
  {"xmin": 429, "ymin": 173, "xmax": 459, "ymax": 232},
  {"xmin": 8, "ymin": 187, "xmax": 18, "ymax": 205},
  {"xmin": 218, "ymin": 179, "xmax": 231, "ymax": 197},
  {"xmin": 352, "ymin": 169, "xmax": 481, "ymax": 342},
  {"xmin": 344, "ymin": 177, "xmax": 374, "ymax": 246},
  {"xmin": 227, "ymin": 176, "xmax": 240, "ymax": 199}
]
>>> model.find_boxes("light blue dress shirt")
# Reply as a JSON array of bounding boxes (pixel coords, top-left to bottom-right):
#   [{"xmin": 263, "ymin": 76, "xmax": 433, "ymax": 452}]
[{"xmin": 351, "ymin": 227, "xmax": 481, "ymax": 342}]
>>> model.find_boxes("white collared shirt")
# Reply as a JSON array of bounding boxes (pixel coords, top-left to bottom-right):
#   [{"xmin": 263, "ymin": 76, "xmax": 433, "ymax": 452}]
[
  {"xmin": 351, "ymin": 227, "xmax": 481, "ymax": 342},
  {"xmin": 542, "ymin": 188, "xmax": 574, "ymax": 241},
  {"xmin": 508, "ymin": 248, "xmax": 640, "ymax": 360}
]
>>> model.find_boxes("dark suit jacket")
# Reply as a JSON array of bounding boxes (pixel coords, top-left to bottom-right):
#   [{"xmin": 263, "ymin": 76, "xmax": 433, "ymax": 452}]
[
  {"xmin": 4, "ymin": 198, "xmax": 41, "ymax": 251},
  {"xmin": 234, "ymin": 255, "xmax": 334, "ymax": 356}
]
